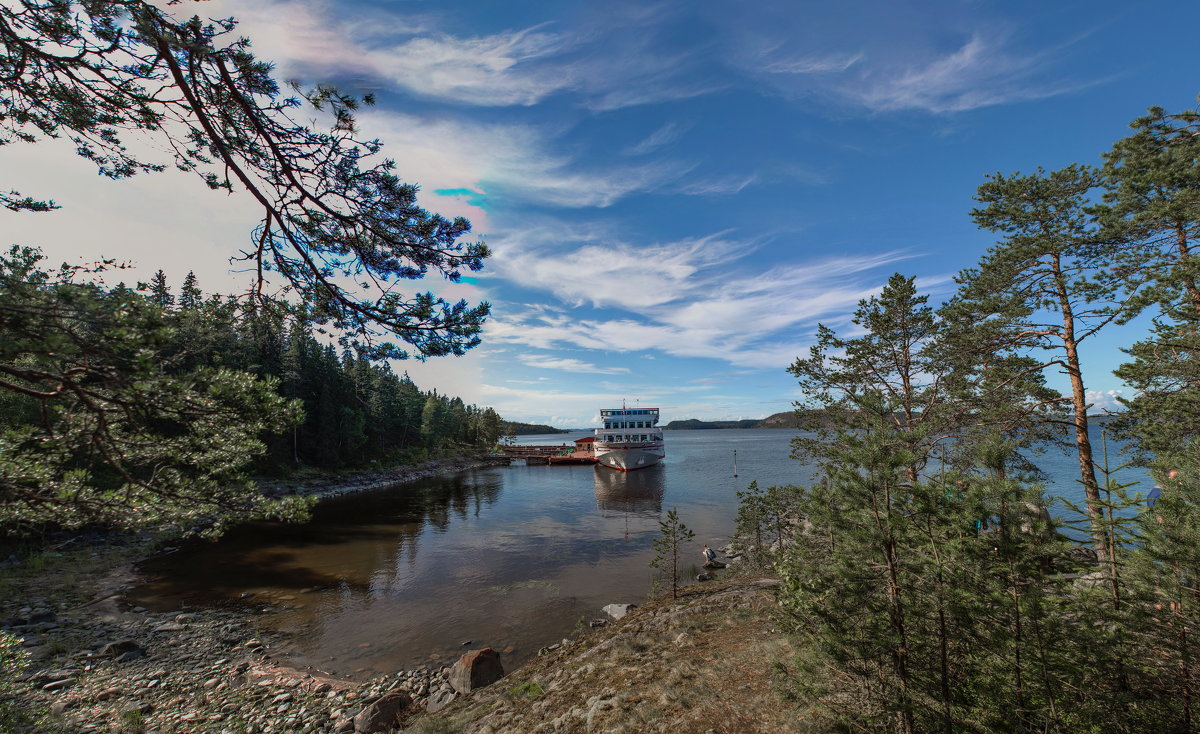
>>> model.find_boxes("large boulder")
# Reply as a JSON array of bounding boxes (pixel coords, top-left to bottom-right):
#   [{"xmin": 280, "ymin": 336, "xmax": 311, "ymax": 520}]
[
  {"xmin": 602, "ymin": 603, "xmax": 637, "ymax": 620},
  {"xmin": 448, "ymin": 648, "xmax": 504, "ymax": 694},
  {"xmin": 352, "ymin": 689, "xmax": 413, "ymax": 733}
]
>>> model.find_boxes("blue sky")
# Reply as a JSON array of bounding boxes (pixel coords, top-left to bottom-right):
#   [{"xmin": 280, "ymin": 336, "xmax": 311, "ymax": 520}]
[{"xmin": 3, "ymin": 0, "xmax": 1199, "ymax": 427}]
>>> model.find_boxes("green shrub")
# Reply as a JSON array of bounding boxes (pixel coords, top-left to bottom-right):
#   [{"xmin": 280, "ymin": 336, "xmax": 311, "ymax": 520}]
[
  {"xmin": 0, "ymin": 630, "xmax": 35, "ymax": 728},
  {"xmin": 508, "ymin": 681, "xmax": 546, "ymax": 699}
]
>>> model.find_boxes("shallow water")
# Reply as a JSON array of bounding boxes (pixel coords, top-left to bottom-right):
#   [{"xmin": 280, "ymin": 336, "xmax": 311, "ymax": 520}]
[{"xmin": 128, "ymin": 426, "xmax": 1150, "ymax": 678}]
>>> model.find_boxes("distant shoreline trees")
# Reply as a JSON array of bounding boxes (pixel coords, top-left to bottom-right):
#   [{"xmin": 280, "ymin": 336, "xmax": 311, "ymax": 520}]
[{"xmin": 0, "ymin": 260, "xmax": 505, "ymax": 537}]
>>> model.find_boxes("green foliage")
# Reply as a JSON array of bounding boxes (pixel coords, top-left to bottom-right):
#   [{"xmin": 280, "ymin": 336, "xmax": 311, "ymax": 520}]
[
  {"xmin": 0, "ymin": 247, "xmax": 309, "ymax": 536},
  {"xmin": 952, "ymin": 164, "xmax": 1127, "ymax": 558},
  {"xmin": 0, "ymin": 629, "xmax": 40, "ymax": 729},
  {"xmin": 508, "ymin": 681, "xmax": 546, "ymax": 699},
  {"xmin": 765, "ymin": 262, "xmax": 1200, "ymax": 730},
  {"xmin": 650, "ymin": 508, "xmax": 694, "ymax": 600},
  {"xmin": 733, "ymin": 480, "xmax": 801, "ymax": 565},
  {"xmin": 0, "ymin": 252, "xmax": 505, "ymax": 536}
]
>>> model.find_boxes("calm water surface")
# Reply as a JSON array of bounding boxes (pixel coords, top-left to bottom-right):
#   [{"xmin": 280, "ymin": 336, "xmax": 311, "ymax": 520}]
[{"xmin": 129, "ymin": 427, "xmax": 1150, "ymax": 678}]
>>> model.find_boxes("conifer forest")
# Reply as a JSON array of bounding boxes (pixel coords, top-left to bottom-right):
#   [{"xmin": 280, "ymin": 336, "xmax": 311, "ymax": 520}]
[{"xmin": 731, "ymin": 103, "xmax": 1200, "ymax": 732}]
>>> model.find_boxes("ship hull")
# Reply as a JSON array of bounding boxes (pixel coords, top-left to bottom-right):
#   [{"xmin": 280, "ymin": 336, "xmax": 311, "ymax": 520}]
[{"xmin": 594, "ymin": 444, "xmax": 665, "ymax": 471}]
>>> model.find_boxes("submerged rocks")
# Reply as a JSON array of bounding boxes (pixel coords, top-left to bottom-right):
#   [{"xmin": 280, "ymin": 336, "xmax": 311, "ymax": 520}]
[{"xmin": 448, "ymin": 648, "xmax": 505, "ymax": 694}]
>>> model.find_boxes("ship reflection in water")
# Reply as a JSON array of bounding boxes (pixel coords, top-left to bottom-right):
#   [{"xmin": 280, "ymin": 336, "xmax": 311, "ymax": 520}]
[{"xmin": 593, "ymin": 465, "xmax": 665, "ymax": 517}]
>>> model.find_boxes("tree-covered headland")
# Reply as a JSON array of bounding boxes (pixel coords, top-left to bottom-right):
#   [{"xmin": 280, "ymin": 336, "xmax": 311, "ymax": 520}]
[
  {"xmin": 734, "ymin": 102, "xmax": 1200, "ymax": 731},
  {"xmin": 0, "ymin": 1, "xmax": 497, "ymax": 538}
]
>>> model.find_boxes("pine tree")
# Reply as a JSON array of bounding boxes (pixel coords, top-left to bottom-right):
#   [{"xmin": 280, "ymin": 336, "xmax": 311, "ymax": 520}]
[
  {"xmin": 789, "ymin": 274, "xmax": 957, "ymax": 486},
  {"xmin": 650, "ymin": 508, "xmax": 694, "ymax": 600},
  {"xmin": 0, "ymin": 1, "xmax": 490, "ymax": 358},
  {"xmin": 959, "ymin": 165, "xmax": 1122, "ymax": 561}
]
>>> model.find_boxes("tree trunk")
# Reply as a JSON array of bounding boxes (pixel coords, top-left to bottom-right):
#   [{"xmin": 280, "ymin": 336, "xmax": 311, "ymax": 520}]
[
  {"xmin": 1052, "ymin": 254, "xmax": 1106, "ymax": 559},
  {"xmin": 1174, "ymin": 223, "xmax": 1200, "ymax": 318}
]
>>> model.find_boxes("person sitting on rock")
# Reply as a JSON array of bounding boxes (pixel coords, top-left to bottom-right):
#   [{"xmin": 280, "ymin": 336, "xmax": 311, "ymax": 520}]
[{"xmin": 701, "ymin": 545, "xmax": 724, "ymax": 569}]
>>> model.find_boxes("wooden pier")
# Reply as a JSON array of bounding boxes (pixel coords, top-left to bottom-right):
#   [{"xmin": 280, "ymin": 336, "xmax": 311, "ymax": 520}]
[{"xmin": 496, "ymin": 438, "xmax": 597, "ymax": 465}]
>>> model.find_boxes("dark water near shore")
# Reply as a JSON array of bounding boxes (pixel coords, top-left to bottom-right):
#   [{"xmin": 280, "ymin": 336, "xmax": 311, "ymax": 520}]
[{"xmin": 129, "ymin": 427, "xmax": 1151, "ymax": 679}]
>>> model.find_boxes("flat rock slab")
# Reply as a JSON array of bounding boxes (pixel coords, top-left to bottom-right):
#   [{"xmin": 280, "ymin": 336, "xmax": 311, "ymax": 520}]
[
  {"xmin": 99, "ymin": 639, "xmax": 143, "ymax": 658},
  {"xmin": 426, "ymin": 688, "xmax": 458, "ymax": 714},
  {"xmin": 602, "ymin": 603, "xmax": 638, "ymax": 620}
]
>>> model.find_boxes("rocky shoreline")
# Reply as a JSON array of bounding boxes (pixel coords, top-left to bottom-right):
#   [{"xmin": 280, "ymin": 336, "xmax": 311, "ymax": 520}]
[
  {"xmin": 6, "ymin": 588, "xmax": 482, "ymax": 732},
  {"xmin": 2, "ymin": 455, "xmax": 513, "ymax": 732},
  {"xmin": 6, "ymin": 571, "xmax": 789, "ymax": 732},
  {"xmin": 262, "ymin": 455, "xmax": 509, "ymax": 502}
]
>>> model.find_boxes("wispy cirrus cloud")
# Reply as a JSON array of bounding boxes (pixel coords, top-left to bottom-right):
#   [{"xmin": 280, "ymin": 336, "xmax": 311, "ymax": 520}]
[
  {"xmin": 764, "ymin": 51, "xmax": 864, "ymax": 75},
  {"xmin": 726, "ymin": 8, "xmax": 1101, "ymax": 116},
  {"xmin": 359, "ymin": 25, "xmax": 573, "ymax": 106},
  {"xmin": 518, "ymin": 355, "xmax": 630, "ymax": 375},
  {"xmin": 183, "ymin": 0, "xmax": 720, "ymax": 111},
  {"xmin": 677, "ymin": 174, "xmax": 759, "ymax": 197},
  {"xmin": 842, "ymin": 34, "xmax": 1091, "ymax": 114},
  {"xmin": 488, "ymin": 227, "xmax": 753, "ymax": 308},
  {"xmin": 624, "ymin": 121, "xmax": 689, "ymax": 156},
  {"xmin": 486, "ymin": 229, "xmax": 925, "ymax": 369},
  {"xmin": 353, "ymin": 111, "xmax": 689, "ymax": 216}
]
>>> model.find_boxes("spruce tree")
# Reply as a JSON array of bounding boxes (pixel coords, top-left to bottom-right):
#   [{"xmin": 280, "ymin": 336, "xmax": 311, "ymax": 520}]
[
  {"xmin": 147, "ymin": 268, "xmax": 173, "ymax": 308},
  {"xmin": 178, "ymin": 270, "xmax": 202, "ymax": 311}
]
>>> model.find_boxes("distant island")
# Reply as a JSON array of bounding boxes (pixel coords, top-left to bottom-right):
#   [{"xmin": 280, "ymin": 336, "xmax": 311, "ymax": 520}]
[
  {"xmin": 663, "ymin": 411, "xmax": 800, "ymax": 430},
  {"xmin": 663, "ymin": 410, "xmax": 1121, "ymax": 431},
  {"xmin": 501, "ymin": 420, "xmax": 571, "ymax": 436}
]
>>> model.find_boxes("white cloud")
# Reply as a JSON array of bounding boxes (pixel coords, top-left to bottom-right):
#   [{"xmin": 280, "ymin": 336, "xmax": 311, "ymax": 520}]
[
  {"xmin": 838, "ymin": 34, "xmax": 1099, "ymax": 114},
  {"xmin": 764, "ymin": 52, "xmax": 864, "ymax": 75},
  {"xmin": 1085, "ymin": 389, "xmax": 1126, "ymax": 412},
  {"xmin": 489, "ymin": 229, "xmax": 751, "ymax": 308},
  {"xmin": 484, "ymin": 218, "xmax": 927, "ymax": 370},
  {"xmin": 624, "ymin": 121, "xmax": 688, "ymax": 156},
  {"xmin": 678, "ymin": 174, "xmax": 759, "ymax": 197},
  {"xmin": 362, "ymin": 25, "xmax": 571, "ymax": 107},
  {"xmin": 172, "ymin": 1, "xmax": 720, "ymax": 111},
  {"xmin": 518, "ymin": 355, "xmax": 630, "ymax": 375},
  {"xmin": 350, "ymin": 110, "xmax": 686, "ymax": 213},
  {"xmin": 847, "ymin": 35, "xmax": 1024, "ymax": 113}
]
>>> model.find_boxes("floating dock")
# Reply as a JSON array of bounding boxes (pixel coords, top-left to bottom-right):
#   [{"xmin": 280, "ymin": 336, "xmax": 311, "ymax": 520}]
[{"xmin": 496, "ymin": 439, "xmax": 597, "ymax": 465}]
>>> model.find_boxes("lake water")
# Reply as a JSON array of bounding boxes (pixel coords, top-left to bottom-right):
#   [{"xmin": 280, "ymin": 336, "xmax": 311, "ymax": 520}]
[{"xmin": 129, "ymin": 427, "xmax": 1152, "ymax": 679}]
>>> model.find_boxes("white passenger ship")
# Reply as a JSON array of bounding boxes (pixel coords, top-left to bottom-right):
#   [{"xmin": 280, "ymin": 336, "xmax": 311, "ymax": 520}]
[{"xmin": 595, "ymin": 407, "xmax": 665, "ymax": 471}]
